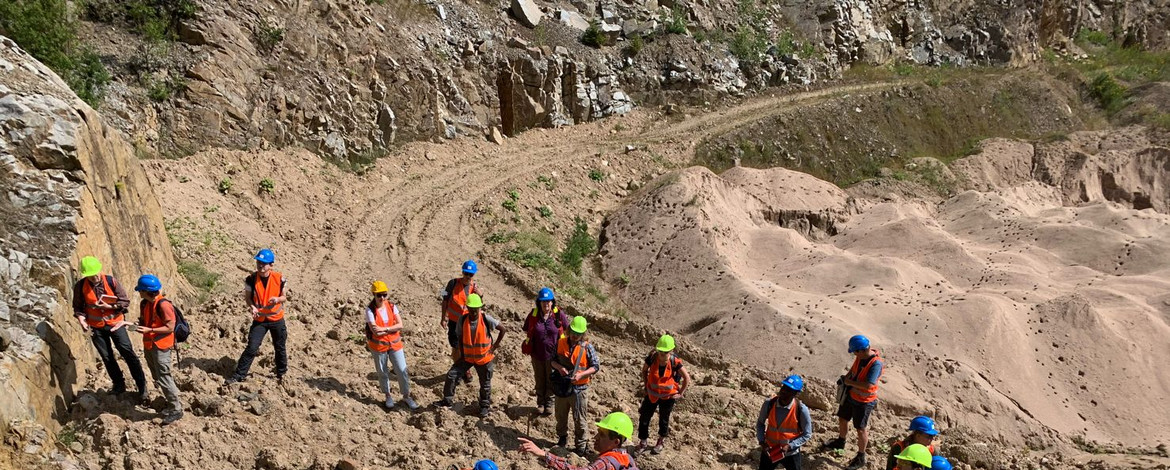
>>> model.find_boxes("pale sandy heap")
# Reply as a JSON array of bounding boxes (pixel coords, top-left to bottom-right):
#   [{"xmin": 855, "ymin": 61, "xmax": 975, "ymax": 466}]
[{"xmin": 603, "ymin": 131, "xmax": 1170, "ymax": 446}]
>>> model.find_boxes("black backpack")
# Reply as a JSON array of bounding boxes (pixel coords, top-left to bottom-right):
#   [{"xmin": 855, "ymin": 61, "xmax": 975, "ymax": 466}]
[{"xmin": 159, "ymin": 299, "xmax": 191, "ymax": 343}]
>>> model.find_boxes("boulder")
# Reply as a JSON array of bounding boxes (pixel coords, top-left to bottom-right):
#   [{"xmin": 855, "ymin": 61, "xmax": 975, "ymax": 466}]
[
  {"xmin": 511, "ymin": 0, "xmax": 544, "ymax": 28},
  {"xmin": 556, "ymin": 9, "xmax": 590, "ymax": 31}
]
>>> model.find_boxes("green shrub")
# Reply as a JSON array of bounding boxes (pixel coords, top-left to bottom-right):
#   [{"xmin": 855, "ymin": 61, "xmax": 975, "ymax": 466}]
[
  {"xmin": 178, "ymin": 260, "xmax": 220, "ymax": 295},
  {"xmin": 254, "ymin": 20, "xmax": 284, "ymax": 53},
  {"xmin": 259, "ymin": 178, "xmax": 275, "ymax": 194},
  {"xmin": 1089, "ymin": 72, "xmax": 1128, "ymax": 113},
  {"xmin": 728, "ymin": 25, "xmax": 767, "ymax": 65},
  {"xmin": 1075, "ymin": 29, "xmax": 1111, "ymax": 47},
  {"xmin": 588, "ymin": 169, "xmax": 605, "ymax": 181},
  {"xmin": 560, "ymin": 218, "xmax": 596, "ymax": 274},
  {"xmin": 0, "ymin": 0, "xmax": 111, "ymax": 106},
  {"xmin": 625, "ymin": 33, "xmax": 644, "ymax": 56},
  {"xmin": 538, "ymin": 206, "xmax": 553, "ymax": 218},
  {"xmin": 582, "ymin": 20, "xmax": 605, "ymax": 48},
  {"xmin": 665, "ymin": 6, "xmax": 687, "ymax": 35},
  {"xmin": 217, "ymin": 178, "xmax": 233, "ymax": 194}
]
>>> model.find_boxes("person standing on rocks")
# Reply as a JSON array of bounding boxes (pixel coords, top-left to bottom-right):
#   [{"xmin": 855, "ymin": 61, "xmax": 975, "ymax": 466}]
[
  {"xmin": 441, "ymin": 260, "xmax": 481, "ymax": 384},
  {"xmin": 635, "ymin": 334, "xmax": 691, "ymax": 456},
  {"xmin": 552, "ymin": 316, "xmax": 600, "ymax": 455},
  {"xmin": 366, "ymin": 280, "xmax": 417, "ymax": 410},
  {"xmin": 227, "ymin": 249, "xmax": 289, "ymax": 384},
  {"xmin": 440, "ymin": 293, "xmax": 506, "ymax": 417},
  {"xmin": 518, "ymin": 411, "xmax": 639, "ymax": 470},
  {"xmin": 821, "ymin": 335, "xmax": 884, "ymax": 470},
  {"xmin": 522, "ymin": 287, "xmax": 567, "ymax": 416},
  {"xmin": 126, "ymin": 274, "xmax": 183, "ymax": 425},
  {"xmin": 755, "ymin": 374, "xmax": 813, "ymax": 470},
  {"xmin": 885, "ymin": 416, "xmax": 939, "ymax": 470},
  {"xmin": 72, "ymin": 256, "xmax": 148, "ymax": 399}
]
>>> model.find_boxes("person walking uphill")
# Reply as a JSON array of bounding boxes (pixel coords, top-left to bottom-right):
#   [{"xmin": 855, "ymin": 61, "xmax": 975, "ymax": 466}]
[
  {"xmin": 523, "ymin": 287, "xmax": 568, "ymax": 416},
  {"xmin": 126, "ymin": 274, "xmax": 183, "ymax": 425},
  {"xmin": 756, "ymin": 375, "xmax": 813, "ymax": 470},
  {"xmin": 635, "ymin": 334, "xmax": 691, "ymax": 456},
  {"xmin": 885, "ymin": 416, "xmax": 940, "ymax": 470},
  {"xmin": 518, "ymin": 412, "xmax": 640, "ymax": 470},
  {"xmin": 440, "ymin": 293, "xmax": 507, "ymax": 417},
  {"xmin": 227, "ymin": 249, "xmax": 289, "ymax": 384},
  {"xmin": 367, "ymin": 281, "xmax": 418, "ymax": 410},
  {"xmin": 72, "ymin": 256, "xmax": 148, "ymax": 399},
  {"xmin": 821, "ymin": 334, "xmax": 884, "ymax": 470},
  {"xmin": 441, "ymin": 260, "xmax": 482, "ymax": 384},
  {"xmin": 553, "ymin": 316, "xmax": 600, "ymax": 455}
]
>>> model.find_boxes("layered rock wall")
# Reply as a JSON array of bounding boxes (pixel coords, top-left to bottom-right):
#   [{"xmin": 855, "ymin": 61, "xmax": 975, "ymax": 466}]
[{"xmin": 0, "ymin": 36, "xmax": 178, "ymax": 440}]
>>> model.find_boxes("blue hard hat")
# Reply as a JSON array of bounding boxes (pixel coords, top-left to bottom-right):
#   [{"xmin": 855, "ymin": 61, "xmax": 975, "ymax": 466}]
[
  {"xmin": 462, "ymin": 259, "xmax": 478, "ymax": 274},
  {"xmin": 909, "ymin": 415, "xmax": 939, "ymax": 436},
  {"xmin": 537, "ymin": 287, "xmax": 555, "ymax": 302},
  {"xmin": 848, "ymin": 334, "xmax": 870, "ymax": 353},
  {"xmin": 254, "ymin": 248, "xmax": 275, "ymax": 264},
  {"xmin": 473, "ymin": 460, "xmax": 498, "ymax": 470},
  {"xmin": 781, "ymin": 374, "xmax": 804, "ymax": 392},
  {"xmin": 135, "ymin": 274, "xmax": 162, "ymax": 292},
  {"xmin": 931, "ymin": 456, "xmax": 953, "ymax": 470}
]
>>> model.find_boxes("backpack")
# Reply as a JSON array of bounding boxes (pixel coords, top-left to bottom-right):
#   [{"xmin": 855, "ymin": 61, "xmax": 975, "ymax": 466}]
[{"xmin": 160, "ymin": 299, "xmax": 191, "ymax": 343}]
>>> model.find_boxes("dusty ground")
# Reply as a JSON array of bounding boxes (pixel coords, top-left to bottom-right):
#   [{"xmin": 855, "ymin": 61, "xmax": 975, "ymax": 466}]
[{"xmin": 22, "ymin": 79, "xmax": 1170, "ymax": 470}]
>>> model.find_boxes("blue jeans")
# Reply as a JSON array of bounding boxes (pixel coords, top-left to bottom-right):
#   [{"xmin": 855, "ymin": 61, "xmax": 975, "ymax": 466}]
[{"xmin": 372, "ymin": 348, "xmax": 412, "ymax": 400}]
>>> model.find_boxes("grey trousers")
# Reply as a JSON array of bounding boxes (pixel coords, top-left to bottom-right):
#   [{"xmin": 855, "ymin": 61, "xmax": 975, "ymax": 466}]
[
  {"xmin": 555, "ymin": 389, "xmax": 589, "ymax": 447},
  {"xmin": 144, "ymin": 348, "xmax": 182, "ymax": 414},
  {"xmin": 372, "ymin": 349, "xmax": 412, "ymax": 400}
]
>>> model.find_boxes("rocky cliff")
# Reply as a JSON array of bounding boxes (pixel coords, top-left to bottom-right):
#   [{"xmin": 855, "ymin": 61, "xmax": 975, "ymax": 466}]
[
  {"xmin": 0, "ymin": 36, "xmax": 178, "ymax": 444},
  {"xmin": 79, "ymin": 0, "xmax": 1169, "ymax": 162}
]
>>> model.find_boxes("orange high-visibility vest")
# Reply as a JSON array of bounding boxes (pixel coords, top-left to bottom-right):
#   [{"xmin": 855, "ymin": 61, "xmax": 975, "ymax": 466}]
[
  {"xmin": 252, "ymin": 272, "xmax": 284, "ymax": 322},
  {"xmin": 82, "ymin": 275, "xmax": 124, "ymax": 328},
  {"xmin": 597, "ymin": 449, "xmax": 636, "ymax": 469},
  {"xmin": 764, "ymin": 397, "xmax": 802, "ymax": 449},
  {"xmin": 367, "ymin": 299, "xmax": 403, "ymax": 353},
  {"xmin": 141, "ymin": 296, "xmax": 175, "ymax": 350},
  {"xmin": 444, "ymin": 279, "xmax": 477, "ymax": 322},
  {"xmin": 848, "ymin": 350, "xmax": 882, "ymax": 403},
  {"xmin": 645, "ymin": 353, "xmax": 681, "ymax": 403},
  {"xmin": 460, "ymin": 312, "xmax": 494, "ymax": 365},
  {"xmin": 556, "ymin": 336, "xmax": 591, "ymax": 386}
]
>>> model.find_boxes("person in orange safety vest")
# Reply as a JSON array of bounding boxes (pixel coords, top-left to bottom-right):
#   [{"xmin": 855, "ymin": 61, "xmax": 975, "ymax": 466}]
[
  {"xmin": 635, "ymin": 334, "xmax": 691, "ymax": 456},
  {"xmin": 756, "ymin": 375, "xmax": 812, "ymax": 470},
  {"xmin": 227, "ymin": 249, "xmax": 289, "ymax": 385},
  {"xmin": 820, "ymin": 334, "xmax": 884, "ymax": 470},
  {"xmin": 125, "ymin": 274, "xmax": 183, "ymax": 425},
  {"xmin": 551, "ymin": 316, "xmax": 600, "ymax": 455},
  {"xmin": 519, "ymin": 411, "xmax": 639, "ymax": 470},
  {"xmin": 71, "ymin": 256, "xmax": 147, "ymax": 399},
  {"xmin": 367, "ymin": 280, "xmax": 417, "ymax": 410},
  {"xmin": 439, "ymin": 293, "xmax": 506, "ymax": 417},
  {"xmin": 441, "ymin": 260, "xmax": 482, "ymax": 385}
]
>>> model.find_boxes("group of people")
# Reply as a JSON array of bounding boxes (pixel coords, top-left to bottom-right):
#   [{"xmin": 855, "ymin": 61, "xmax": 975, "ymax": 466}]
[{"xmin": 71, "ymin": 251, "xmax": 958, "ymax": 469}]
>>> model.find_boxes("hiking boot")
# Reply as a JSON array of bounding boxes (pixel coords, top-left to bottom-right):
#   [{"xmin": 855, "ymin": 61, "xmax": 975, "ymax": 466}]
[
  {"xmin": 820, "ymin": 437, "xmax": 846, "ymax": 451},
  {"xmin": 478, "ymin": 406, "xmax": 491, "ymax": 418},
  {"xmin": 137, "ymin": 390, "xmax": 150, "ymax": 403},
  {"xmin": 161, "ymin": 411, "xmax": 183, "ymax": 426},
  {"xmin": 556, "ymin": 436, "xmax": 567, "ymax": 448},
  {"xmin": 405, "ymin": 398, "xmax": 419, "ymax": 410},
  {"xmin": 633, "ymin": 440, "xmax": 647, "ymax": 456},
  {"xmin": 539, "ymin": 406, "xmax": 552, "ymax": 417},
  {"xmin": 651, "ymin": 437, "xmax": 666, "ymax": 455},
  {"xmin": 846, "ymin": 453, "xmax": 867, "ymax": 470},
  {"xmin": 384, "ymin": 397, "xmax": 396, "ymax": 409},
  {"xmin": 436, "ymin": 398, "xmax": 454, "ymax": 408},
  {"xmin": 224, "ymin": 376, "xmax": 242, "ymax": 386},
  {"xmin": 111, "ymin": 386, "xmax": 127, "ymax": 396}
]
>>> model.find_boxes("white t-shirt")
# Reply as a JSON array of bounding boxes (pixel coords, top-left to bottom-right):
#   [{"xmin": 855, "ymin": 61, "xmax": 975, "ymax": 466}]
[{"xmin": 366, "ymin": 303, "xmax": 401, "ymax": 324}]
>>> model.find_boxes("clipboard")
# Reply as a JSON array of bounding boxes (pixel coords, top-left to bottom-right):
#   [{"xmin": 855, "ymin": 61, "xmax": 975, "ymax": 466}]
[{"xmin": 99, "ymin": 295, "xmax": 119, "ymax": 305}]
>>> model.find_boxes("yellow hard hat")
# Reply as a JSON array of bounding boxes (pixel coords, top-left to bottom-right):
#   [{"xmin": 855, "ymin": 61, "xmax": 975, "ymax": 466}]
[
  {"xmin": 596, "ymin": 412, "xmax": 634, "ymax": 440},
  {"xmin": 79, "ymin": 256, "xmax": 102, "ymax": 278},
  {"xmin": 466, "ymin": 293, "xmax": 484, "ymax": 309},
  {"xmin": 895, "ymin": 443, "xmax": 934, "ymax": 467},
  {"xmin": 371, "ymin": 280, "xmax": 388, "ymax": 294},
  {"xmin": 656, "ymin": 334, "xmax": 675, "ymax": 352},
  {"xmin": 570, "ymin": 316, "xmax": 588, "ymax": 334}
]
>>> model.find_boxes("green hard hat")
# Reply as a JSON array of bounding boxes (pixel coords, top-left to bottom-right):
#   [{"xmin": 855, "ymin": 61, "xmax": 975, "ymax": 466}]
[
  {"xmin": 466, "ymin": 293, "xmax": 484, "ymax": 309},
  {"xmin": 656, "ymin": 334, "xmax": 675, "ymax": 352},
  {"xmin": 895, "ymin": 443, "xmax": 934, "ymax": 467},
  {"xmin": 569, "ymin": 316, "xmax": 588, "ymax": 334},
  {"xmin": 596, "ymin": 412, "xmax": 634, "ymax": 440},
  {"xmin": 79, "ymin": 256, "xmax": 102, "ymax": 278}
]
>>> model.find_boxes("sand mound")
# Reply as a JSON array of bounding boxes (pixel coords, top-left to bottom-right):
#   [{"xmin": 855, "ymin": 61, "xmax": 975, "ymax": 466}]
[{"xmin": 602, "ymin": 164, "xmax": 1170, "ymax": 446}]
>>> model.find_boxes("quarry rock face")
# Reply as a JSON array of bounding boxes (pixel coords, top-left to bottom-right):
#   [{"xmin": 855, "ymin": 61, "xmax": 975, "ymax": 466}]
[{"xmin": 0, "ymin": 36, "xmax": 178, "ymax": 442}]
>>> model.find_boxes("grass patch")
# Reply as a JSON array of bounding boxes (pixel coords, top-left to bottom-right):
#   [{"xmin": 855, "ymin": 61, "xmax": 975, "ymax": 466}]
[
  {"xmin": 259, "ymin": 178, "xmax": 275, "ymax": 194},
  {"xmin": 497, "ymin": 219, "xmax": 603, "ymax": 302},
  {"xmin": 588, "ymin": 169, "xmax": 606, "ymax": 182},
  {"xmin": 581, "ymin": 20, "xmax": 605, "ymax": 48},
  {"xmin": 57, "ymin": 425, "xmax": 77, "ymax": 446},
  {"xmin": 502, "ymin": 189, "xmax": 519, "ymax": 212},
  {"xmin": 538, "ymin": 206, "xmax": 553, "ymax": 218},
  {"xmin": 253, "ymin": 19, "xmax": 284, "ymax": 54},
  {"xmin": 664, "ymin": 6, "xmax": 687, "ymax": 35},
  {"xmin": 1088, "ymin": 72, "xmax": 1128, "ymax": 114},
  {"xmin": 560, "ymin": 218, "xmax": 596, "ymax": 274},
  {"xmin": 217, "ymin": 178, "xmax": 233, "ymax": 194},
  {"xmin": 178, "ymin": 260, "xmax": 220, "ymax": 296}
]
